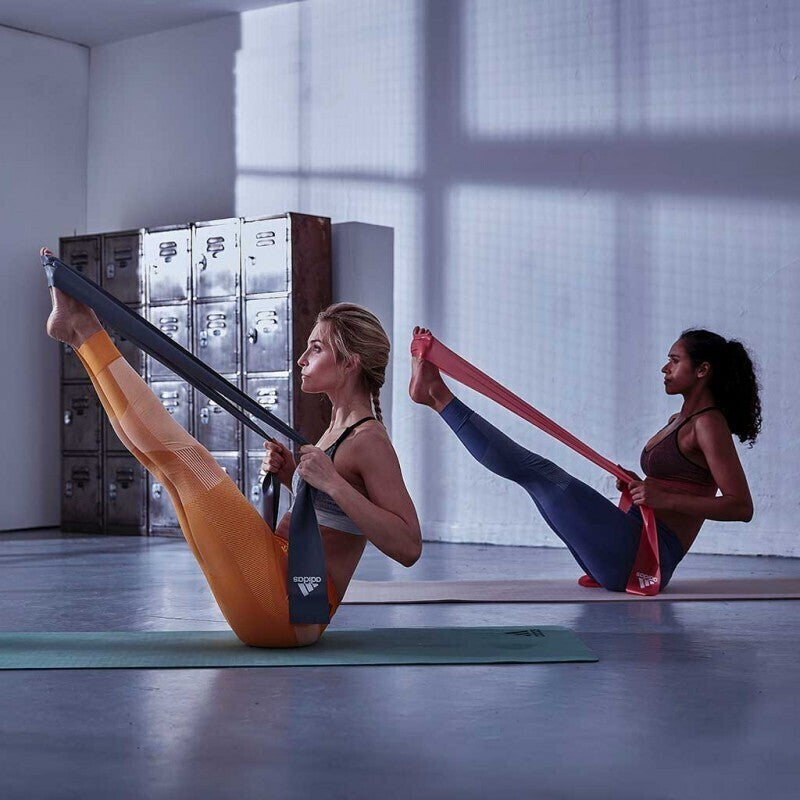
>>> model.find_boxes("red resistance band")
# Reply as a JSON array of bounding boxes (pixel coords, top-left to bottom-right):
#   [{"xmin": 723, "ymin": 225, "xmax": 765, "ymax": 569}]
[{"xmin": 412, "ymin": 331, "xmax": 665, "ymax": 596}]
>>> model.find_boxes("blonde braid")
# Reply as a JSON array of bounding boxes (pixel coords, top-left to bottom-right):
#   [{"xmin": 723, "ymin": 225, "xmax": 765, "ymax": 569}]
[{"xmin": 371, "ymin": 388, "xmax": 384, "ymax": 426}]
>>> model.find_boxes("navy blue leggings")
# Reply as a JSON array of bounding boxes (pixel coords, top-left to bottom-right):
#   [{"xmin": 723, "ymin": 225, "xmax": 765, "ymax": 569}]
[{"xmin": 440, "ymin": 397, "xmax": 685, "ymax": 590}]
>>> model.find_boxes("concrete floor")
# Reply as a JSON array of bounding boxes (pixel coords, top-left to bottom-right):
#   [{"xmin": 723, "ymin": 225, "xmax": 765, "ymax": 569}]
[{"xmin": 1, "ymin": 530, "xmax": 798, "ymax": 800}]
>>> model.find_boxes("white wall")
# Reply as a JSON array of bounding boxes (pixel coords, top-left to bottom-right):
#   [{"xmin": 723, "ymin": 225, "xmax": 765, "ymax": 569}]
[
  {"xmin": 87, "ymin": 15, "xmax": 241, "ymax": 231},
  {"xmin": 332, "ymin": 222, "xmax": 395, "ymax": 433},
  {"xmin": 0, "ymin": 26, "xmax": 88, "ymax": 530},
  {"xmin": 85, "ymin": 1, "xmax": 800, "ymax": 556}
]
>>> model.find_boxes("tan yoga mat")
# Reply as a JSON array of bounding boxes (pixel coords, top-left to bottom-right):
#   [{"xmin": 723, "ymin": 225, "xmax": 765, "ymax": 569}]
[{"xmin": 342, "ymin": 576, "xmax": 800, "ymax": 604}]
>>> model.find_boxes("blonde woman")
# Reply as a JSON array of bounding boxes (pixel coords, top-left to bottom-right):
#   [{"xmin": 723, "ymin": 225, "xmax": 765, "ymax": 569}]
[{"xmin": 43, "ymin": 248, "xmax": 420, "ymax": 648}]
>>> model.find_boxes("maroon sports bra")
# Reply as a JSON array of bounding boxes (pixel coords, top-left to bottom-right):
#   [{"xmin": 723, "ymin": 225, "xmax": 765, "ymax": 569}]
[{"xmin": 640, "ymin": 408, "xmax": 717, "ymax": 486}]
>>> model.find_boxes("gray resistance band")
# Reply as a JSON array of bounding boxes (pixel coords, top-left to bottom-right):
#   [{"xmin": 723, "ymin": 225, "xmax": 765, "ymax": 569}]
[{"xmin": 43, "ymin": 253, "xmax": 330, "ymax": 624}]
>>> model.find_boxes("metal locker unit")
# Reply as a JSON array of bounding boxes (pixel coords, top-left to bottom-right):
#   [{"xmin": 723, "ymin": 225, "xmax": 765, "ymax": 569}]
[
  {"xmin": 62, "ymin": 455, "xmax": 103, "ymax": 533},
  {"xmin": 104, "ymin": 455, "xmax": 147, "ymax": 534},
  {"xmin": 59, "ymin": 212, "xmax": 331, "ymax": 538}
]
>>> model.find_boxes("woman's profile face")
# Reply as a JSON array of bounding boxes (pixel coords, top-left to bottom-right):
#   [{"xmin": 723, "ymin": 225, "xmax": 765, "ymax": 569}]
[
  {"xmin": 661, "ymin": 340, "xmax": 703, "ymax": 395},
  {"xmin": 296, "ymin": 322, "xmax": 344, "ymax": 394}
]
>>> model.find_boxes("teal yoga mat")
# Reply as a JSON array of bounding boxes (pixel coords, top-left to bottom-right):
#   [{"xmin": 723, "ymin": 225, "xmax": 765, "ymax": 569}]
[{"xmin": 0, "ymin": 626, "xmax": 596, "ymax": 669}]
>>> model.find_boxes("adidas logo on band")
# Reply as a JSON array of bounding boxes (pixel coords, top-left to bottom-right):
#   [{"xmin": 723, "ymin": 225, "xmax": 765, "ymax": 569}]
[
  {"xmin": 636, "ymin": 572, "xmax": 658, "ymax": 589},
  {"xmin": 293, "ymin": 575, "xmax": 322, "ymax": 597}
]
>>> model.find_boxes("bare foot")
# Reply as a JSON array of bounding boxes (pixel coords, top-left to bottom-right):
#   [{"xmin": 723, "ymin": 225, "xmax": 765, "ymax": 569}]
[
  {"xmin": 42, "ymin": 247, "xmax": 102, "ymax": 348},
  {"xmin": 409, "ymin": 326, "xmax": 453, "ymax": 412}
]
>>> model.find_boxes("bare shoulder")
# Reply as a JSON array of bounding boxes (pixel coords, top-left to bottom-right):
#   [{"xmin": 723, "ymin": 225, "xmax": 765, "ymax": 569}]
[
  {"xmin": 693, "ymin": 408, "xmax": 731, "ymax": 437},
  {"xmin": 335, "ymin": 422, "xmax": 401, "ymax": 479},
  {"xmin": 348, "ymin": 420, "xmax": 395, "ymax": 458},
  {"xmin": 693, "ymin": 409, "xmax": 734, "ymax": 453}
]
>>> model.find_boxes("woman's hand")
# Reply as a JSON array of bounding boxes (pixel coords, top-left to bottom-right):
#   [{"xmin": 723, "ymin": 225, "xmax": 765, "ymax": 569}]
[
  {"xmin": 627, "ymin": 478, "xmax": 670, "ymax": 510},
  {"xmin": 296, "ymin": 445, "xmax": 344, "ymax": 495},
  {"xmin": 615, "ymin": 466, "xmax": 641, "ymax": 493},
  {"xmin": 261, "ymin": 440, "xmax": 296, "ymax": 488}
]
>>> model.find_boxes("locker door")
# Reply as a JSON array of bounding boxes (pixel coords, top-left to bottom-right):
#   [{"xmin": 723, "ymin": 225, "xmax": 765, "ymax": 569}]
[
  {"xmin": 215, "ymin": 454, "xmax": 242, "ymax": 491},
  {"xmin": 61, "ymin": 342, "xmax": 85, "ymax": 381},
  {"xmin": 105, "ymin": 455, "xmax": 146, "ymax": 532},
  {"xmin": 241, "ymin": 216, "xmax": 289, "ymax": 295},
  {"xmin": 62, "ymin": 384, "xmax": 101, "ymax": 452},
  {"xmin": 192, "ymin": 219, "xmax": 240, "ymax": 299},
  {"xmin": 195, "ymin": 392, "xmax": 241, "ymax": 452},
  {"xmin": 107, "ymin": 328, "xmax": 146, "ymax": 376},
  {"xmin": 147, "ymin": 304, "xmax": 190, "ymax": 379},
  {"xmin": 60, "ymin": 237, "xmax": 100, "ymax": 284},
  {"xmin": 244, "ymin": 376, "xmax": 291, "ymax": 451},
  {"xmin": 145, "ymin": 227, "xmax": 191, "ymax": 303},
  {"xmin": 102, "ymin": 232, "xmax": 143, "ymax": 305},
  {"xmin": 149, "ymin": 477, "xmax": 179, "ymax": 529},
  {"xmin": 194, "ymin": 300, "xmax": 239, "ymax": 374},
  {"xmin": 243, "ymin": 297, "xmax": 289, "ymax": 374},
  {"xmin": 62, "ymin": 455, "xmax": 102, "ymax": 531}
]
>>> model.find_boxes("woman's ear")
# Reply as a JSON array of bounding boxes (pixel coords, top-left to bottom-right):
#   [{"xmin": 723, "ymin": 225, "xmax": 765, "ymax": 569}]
[
  {"xmin": 696, "ymin": 361, "xmax": 711, "ymax": 379},
  {"xmin": 344, "ymin": 354, "xmax": 362, "ymax": 374}
]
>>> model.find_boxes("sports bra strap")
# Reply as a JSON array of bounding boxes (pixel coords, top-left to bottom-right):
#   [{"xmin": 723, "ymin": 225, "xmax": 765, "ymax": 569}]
[
  {"xmin": 674, "ymin": 406, "xmax": 718, "ymax": 433},
  {"xmin": 326, "ymin": 416, "xmax": 375, "ymax": 461}
]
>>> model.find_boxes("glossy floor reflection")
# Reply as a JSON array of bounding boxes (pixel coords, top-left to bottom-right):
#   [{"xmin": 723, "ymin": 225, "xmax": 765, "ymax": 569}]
[{"xmin": 1, "ymin": 530, "xmax": 798, "ymax": 799}]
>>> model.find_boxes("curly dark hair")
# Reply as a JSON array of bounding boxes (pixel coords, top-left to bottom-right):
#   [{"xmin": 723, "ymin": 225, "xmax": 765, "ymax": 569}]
[{"xmin": 680, "ymin": 329, "xmax": 762, "ymax": 446}]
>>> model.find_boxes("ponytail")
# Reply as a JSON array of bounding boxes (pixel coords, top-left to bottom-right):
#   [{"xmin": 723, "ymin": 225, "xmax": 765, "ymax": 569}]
[{"xmin": 371, "ymin": 389, "xmax": 384, "ymax": 425}]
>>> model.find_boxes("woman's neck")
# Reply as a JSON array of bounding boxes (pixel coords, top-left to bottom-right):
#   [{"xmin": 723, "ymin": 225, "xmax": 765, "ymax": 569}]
[
  {"xmin": 679, "ymin": 386, "xmax": 717, "ymax": 417},
  {"xmin": 325, "ymin": 388, "xmax": 373, "ymax": 432}
]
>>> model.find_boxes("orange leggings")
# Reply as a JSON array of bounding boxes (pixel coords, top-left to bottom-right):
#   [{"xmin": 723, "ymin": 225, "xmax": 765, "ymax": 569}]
[{"xmin": 76, "ymin": 330, "xmax": 337, "ymax": 647}]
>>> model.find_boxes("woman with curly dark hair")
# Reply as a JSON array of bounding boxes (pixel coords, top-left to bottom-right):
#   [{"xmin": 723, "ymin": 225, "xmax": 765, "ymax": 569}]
[{"xmin": 410, "ymin": 326, "xmax": 761, "ymax": 591}]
